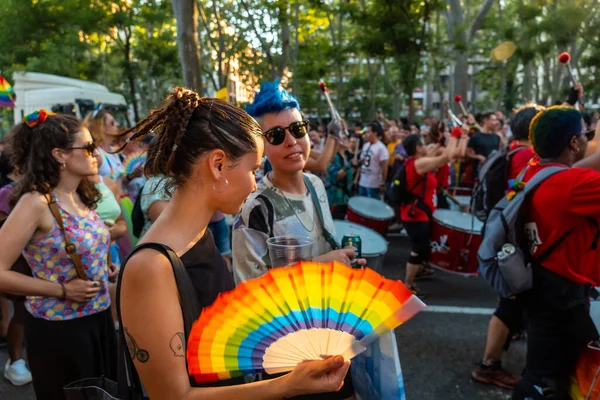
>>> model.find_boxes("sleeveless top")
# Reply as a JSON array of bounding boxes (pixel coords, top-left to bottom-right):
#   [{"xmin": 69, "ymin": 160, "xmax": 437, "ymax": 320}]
[
  {"xmin": 21, "ymin": 195, "xmax": 111, "ymax": 320},
  {"xmin": 180, "ymin": 229, "xmax": 235, "ymax": 310},
  {"xmin": 95, "ymin": 177, "xmax": 121, "ymax": 225}
]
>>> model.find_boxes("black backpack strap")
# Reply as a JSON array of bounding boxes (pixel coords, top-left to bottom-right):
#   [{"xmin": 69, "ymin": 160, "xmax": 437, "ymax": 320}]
[
  {"xmin": 116, "ymin": 242, "xmax": 202, "ymax": 399},
  {"xmin": 303, "ymin": 175, "xmax": 339, "ymax": 250}
]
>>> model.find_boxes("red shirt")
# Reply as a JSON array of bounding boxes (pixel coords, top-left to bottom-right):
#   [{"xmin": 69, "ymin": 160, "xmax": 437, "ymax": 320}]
[
  {"xmin": 401, "ymin": 159, "xmax": 437, "ymax": 222},
  {"xmin": 524, "ymin": 164, "xmax": 600, "ymax": 286},
  {"xmin": 435, "ymin": 163, "xmax": 450, "ymax": 191},
  {"xmin": 507, "ymin": 143, "xmax": 536, "ymax": 181}
]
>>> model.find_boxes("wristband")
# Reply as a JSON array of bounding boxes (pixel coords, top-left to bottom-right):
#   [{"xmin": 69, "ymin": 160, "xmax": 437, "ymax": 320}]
[{"xmin": 59, "ymin": 282, "xmax": 66, "ymax": 300}]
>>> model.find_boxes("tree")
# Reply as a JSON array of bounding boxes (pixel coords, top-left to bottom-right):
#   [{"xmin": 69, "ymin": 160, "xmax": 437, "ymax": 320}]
[
  {"xmin": 171, "ymin": 0, "xmax": 203, "ymax": 93},
  {"xmin": 444, "ymin": 0, "xmax": 496, "ymax": 113}
]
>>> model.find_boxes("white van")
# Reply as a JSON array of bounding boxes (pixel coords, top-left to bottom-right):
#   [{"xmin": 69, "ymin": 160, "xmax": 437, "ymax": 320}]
[{"xmin": 12, "ymin": 72, "xmax": 131, "ymax": 127}]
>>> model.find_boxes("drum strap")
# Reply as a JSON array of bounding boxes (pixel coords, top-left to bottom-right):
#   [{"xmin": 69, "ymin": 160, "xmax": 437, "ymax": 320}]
[{"xmin": 303, "ymin": 176, "xmax": 340, "ymax": 250}]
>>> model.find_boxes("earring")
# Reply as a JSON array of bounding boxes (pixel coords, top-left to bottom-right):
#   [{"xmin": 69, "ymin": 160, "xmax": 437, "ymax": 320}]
[
  {"xmin": 61, "ymin": 163, "xmax": 66, "ymax": 170},
  {"xmin": 213, "ymin": 177, "xmax": 229, "ymax": 193}
]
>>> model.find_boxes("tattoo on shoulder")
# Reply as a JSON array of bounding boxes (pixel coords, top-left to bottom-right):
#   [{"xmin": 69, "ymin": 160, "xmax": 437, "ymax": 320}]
[
  {"xmin": 124, "ymin": 327, "xmax": 150, "ymax": 363},
  {"xmin": 170, "ymin": 332, "xmax": 185, "ymax": 357}
]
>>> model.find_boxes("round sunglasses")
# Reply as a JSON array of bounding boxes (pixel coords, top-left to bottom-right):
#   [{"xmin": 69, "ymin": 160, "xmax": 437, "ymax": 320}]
[
  {"xmin": 264, "ymin": 120, "xmax": 309, "ymax": 145},
  {"xmin": 68, "ymin": 142, "xmax": 98, "ymax": 157}
]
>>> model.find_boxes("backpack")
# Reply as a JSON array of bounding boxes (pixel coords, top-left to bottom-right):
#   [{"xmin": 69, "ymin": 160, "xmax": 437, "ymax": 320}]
[
  {"xmin": 472, "ymin": 147, "xmax": 527, "ymax": 222},
  {"xmin": 387, "ymin": 160, "xmax": 432, "ymax": 218},
  {"xmin": 477, "ymin": 165, "xmax": 568, "ymax": 298}
]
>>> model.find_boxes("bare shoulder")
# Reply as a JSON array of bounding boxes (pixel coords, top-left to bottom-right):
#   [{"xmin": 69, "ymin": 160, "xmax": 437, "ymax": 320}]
[
  {"xmin": 121, "ymin": 246, "xmax": 176, "ymax": 290},
  {"xmin": 15, "ymin": 191, "xmax": 50, "ymax": 214}
]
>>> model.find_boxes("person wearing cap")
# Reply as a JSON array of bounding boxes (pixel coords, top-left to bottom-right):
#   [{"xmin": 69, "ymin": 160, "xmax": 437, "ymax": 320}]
[{"xmin": 511, "ymin": 106, "xmax": 600, "ymax": 399}]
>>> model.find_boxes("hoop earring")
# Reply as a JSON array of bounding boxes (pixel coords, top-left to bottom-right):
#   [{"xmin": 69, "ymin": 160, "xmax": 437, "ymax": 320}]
[{"xmin": 213, "ymin": 177, "xmax": 229, "ymax": 193}]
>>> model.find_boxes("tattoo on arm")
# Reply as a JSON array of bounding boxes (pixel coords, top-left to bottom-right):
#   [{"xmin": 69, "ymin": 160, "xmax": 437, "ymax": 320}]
[
  {"xmin": 124, "ymin": 327, "xmax": 150, "ymax": 363},
  {"xmin": 170, "ymin": 332, "xmax": 185, "ymax": 357}
]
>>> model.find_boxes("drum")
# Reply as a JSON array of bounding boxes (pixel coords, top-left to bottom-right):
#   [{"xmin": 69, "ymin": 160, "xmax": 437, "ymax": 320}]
[
  {"xmin": 347, "ymin": 196, "xmax": 395, "ymax": 237},
  {"xmin": 448, "ymin": 187, "xmax": 473, "ymax": 197},
  {"xmin": 429, "ymin": 209, "xmax": 483, "ymax": 275},
  {"xmin": 449, "ymin": 195, "xmax": 472, "ymax": 213},
  {"xmin": 333, "ymin": 220, "xmax": 388, "ymax": 272}
]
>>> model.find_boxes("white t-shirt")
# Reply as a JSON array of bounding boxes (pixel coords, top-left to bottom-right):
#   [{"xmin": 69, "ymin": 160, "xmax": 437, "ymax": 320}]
[{"xmin": 359, "ymin": 141, "xmax": 389, "ymax": 188}]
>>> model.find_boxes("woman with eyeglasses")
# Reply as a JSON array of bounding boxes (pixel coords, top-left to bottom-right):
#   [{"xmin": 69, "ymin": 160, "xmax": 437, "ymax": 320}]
[
  {"xmin": 232, "ymin": 81, "xmax": 359, "ymax": 400},
  {"xmin": 0, "ymin": 112, "xmax": 119, "ymax": 399}
]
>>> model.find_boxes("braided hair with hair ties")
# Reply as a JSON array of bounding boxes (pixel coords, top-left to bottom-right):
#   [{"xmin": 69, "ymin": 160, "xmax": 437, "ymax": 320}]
[{"xmin": 114, "ymin": 87, "xmax": 263, "ymax": 194}]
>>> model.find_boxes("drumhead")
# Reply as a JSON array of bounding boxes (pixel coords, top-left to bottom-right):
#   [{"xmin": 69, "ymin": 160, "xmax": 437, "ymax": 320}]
[
  {"xmin": 433, "ymin": 209, "xmax": 483, "ymax": 233},
  {"xmin": 333, "ymin": 220, "xmax": 388, "ymax": 256},
  {"xmin": 455, "ymin": 195, "xmax": 471, "ymax": 206},
  {"xmin": 348, "ymin": 196, "xmax": 395, "ymax": 221}
]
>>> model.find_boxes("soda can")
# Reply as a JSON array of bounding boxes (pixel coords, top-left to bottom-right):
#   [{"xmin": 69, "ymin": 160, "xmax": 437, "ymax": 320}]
[{"xmin": 341, "ymin": 234, "xmax": 362, "ymax": 267}]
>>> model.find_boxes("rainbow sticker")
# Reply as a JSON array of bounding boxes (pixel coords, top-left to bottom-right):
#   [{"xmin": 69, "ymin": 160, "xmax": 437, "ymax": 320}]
[{"xmin": 187, "ymin": 261, "xmax": 426, "ymax": 383}]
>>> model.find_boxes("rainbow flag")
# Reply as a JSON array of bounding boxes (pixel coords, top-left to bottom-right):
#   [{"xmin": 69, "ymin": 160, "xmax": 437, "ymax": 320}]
[{"xmin": 0, "ymin": 76, "xmax": 16, "ymax": 108}]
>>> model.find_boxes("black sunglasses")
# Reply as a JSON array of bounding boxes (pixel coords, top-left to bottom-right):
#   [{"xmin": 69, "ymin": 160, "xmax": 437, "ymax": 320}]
[
  {"xmin": 264, "ymin": 120, "xmax": 309, "ymax": 145},
  {"xmin": 68, "ymin": 142, "xmax": 98, "ymax": 157},
  {"xmin": 584, "ymin": 128, "xmax": 595, "ymax": 141}
]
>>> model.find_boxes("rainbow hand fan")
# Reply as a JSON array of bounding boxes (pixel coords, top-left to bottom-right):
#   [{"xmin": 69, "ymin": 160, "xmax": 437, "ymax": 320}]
[
  {"xmin": 187, "ymin": 261, "xmax": 426, "ymax": 383},
  {"xmin": 123, "ymin": 152, "xmax": 146, "ymax": 176}
]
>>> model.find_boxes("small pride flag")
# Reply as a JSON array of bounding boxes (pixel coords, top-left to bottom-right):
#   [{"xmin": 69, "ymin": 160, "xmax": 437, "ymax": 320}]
[{"xmin": 0, "ymin": 76, "xmax": 16, "ymax": 108}]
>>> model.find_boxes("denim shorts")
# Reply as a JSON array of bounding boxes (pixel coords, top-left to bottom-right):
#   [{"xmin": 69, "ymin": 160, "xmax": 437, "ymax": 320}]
[{"xmin": 208, "ymin": 217, "xmax": 231, "ymax": 256}]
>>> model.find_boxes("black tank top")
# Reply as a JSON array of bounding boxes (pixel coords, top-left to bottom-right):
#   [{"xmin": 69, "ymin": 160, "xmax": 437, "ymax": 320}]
[
  {"xmin": 179, "ymin": 229, "xmax": 245, "ymax": 387},
  {"xmin": 180, "ymin": 229, "xmax": 234, "ymax": 309}
]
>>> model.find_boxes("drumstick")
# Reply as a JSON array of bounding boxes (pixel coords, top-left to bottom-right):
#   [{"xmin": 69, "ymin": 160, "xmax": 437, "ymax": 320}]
[
  {"xmin": 454, "ymin": 95, "xmax": 469, "ymax": 116},
  {"xmin": 319, "ymin": 81, "xmax": 349, "ymax": 139},
  {"xmin": 447, "ymin": 109, "xmax": 463, "ymax": 127},
  {"xmin": 441, "ymin": 188, "xmax": 461, "ymax": 206}
]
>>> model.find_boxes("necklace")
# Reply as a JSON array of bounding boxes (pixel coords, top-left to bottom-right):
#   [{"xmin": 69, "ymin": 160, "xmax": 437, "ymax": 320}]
[{"xmin": 269, "ymin": 173, "xmax": 315, "ymax": 233}]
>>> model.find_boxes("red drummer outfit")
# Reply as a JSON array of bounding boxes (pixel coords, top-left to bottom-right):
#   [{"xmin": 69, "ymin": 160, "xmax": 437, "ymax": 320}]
[
  {"xmin": 401, "ymin": 159, "xmax": 437, "ymax": 263},
  {"xmin": 518, "ymin": 163, "xmax": 600, "ymax": 394}
]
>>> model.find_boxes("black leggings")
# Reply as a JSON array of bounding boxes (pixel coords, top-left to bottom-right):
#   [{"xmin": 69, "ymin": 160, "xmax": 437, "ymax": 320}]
[
  {"xmin": 25, "ymin": 309, "xmax": 117, "ymax": 400},
  {"xmin": 404, "ymin": 221, "xmax": 431, "ymax": 265}
]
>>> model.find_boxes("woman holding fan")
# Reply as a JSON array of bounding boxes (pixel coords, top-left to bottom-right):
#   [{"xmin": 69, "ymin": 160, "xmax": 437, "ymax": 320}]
[{"xmin": 115, "ymin": 88, "xmax": 350, "ymax": 400}]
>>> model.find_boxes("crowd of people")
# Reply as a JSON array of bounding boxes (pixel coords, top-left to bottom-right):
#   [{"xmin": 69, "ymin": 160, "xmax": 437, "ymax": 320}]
[{"xmin": 0, "ymin": 79, "xmax": 597, "ymax": 400}]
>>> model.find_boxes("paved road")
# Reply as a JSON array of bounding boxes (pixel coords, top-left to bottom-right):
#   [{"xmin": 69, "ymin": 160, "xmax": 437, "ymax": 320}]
[{"xmin": 0, "ymin": 234, "xmax": 525, "ymax": 399}]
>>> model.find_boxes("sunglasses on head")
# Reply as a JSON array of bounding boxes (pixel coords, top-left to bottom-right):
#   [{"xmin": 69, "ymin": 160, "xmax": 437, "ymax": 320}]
[
  {"xmin": 68, "ymin": 142, "xmax": 98, "ymax": 157},
  {"xmin": 264, "ymin": 120, "xmax": 309, "ymax": 145}
]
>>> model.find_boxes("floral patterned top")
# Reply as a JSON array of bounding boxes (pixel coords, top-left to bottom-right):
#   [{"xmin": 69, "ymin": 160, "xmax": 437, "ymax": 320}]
[{"xmin": 21, "ymin": 196, "xmax": 110, "ymax": 321}]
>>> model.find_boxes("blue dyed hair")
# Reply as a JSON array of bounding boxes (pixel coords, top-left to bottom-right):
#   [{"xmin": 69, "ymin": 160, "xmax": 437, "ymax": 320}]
[{"xmin": 246, "ymin": 81, "xmax": 300, "ymax": 119}]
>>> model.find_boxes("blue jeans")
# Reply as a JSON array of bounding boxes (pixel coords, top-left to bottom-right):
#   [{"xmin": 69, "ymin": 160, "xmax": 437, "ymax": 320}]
[
  {"xmin": 358, "ymin": 185, "xmax": 380, "ymax": 199},
  {"xmin": 208, "ymin": 218, "xmax": 231, "ymax": 256}
]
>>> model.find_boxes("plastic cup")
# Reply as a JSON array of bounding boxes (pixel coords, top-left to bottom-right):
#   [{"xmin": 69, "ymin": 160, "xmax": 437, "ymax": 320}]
[{"xmin": 267, "ymin": 236, "xmax": 314, "ymax": 268}]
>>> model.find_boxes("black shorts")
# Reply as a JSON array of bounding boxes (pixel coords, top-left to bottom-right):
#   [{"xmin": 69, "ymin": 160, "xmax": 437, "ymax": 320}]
[
  {"xmin": 404, "ymin": 221, "xmax": 431, "ymax": 264},
  {"xmin": 493, "ymin": 296, "xmax": 524, "ymax": 334}
]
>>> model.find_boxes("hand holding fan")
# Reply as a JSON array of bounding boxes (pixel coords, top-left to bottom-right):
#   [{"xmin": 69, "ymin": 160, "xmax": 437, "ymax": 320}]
[
  {"xmin": 187, "ymin": 261, "xmax": 426, "ymax": 383},
  {"xmin": 123, "ymin": 152, "xmax": 147, "ymax": 176}
]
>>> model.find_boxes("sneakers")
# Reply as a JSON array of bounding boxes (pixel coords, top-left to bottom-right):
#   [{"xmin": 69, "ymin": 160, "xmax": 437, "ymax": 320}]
[
  {"xmin": 4, "ymin": 359, "xmax": 32, "ymax": 386},
  {"xmin": 415, "ymin": 265, "xmax": 435, "ymax": 280},
  {"xmin": 389, "ymin": 222, "xmax": 403, "ymax": 231},
  {"xmin": 408, "ymin": 285, "xmax": 426, "ymax": 298},
  {"xmin": 471, "ymin": 360, "xmax": 520, "ymax": 389}
]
